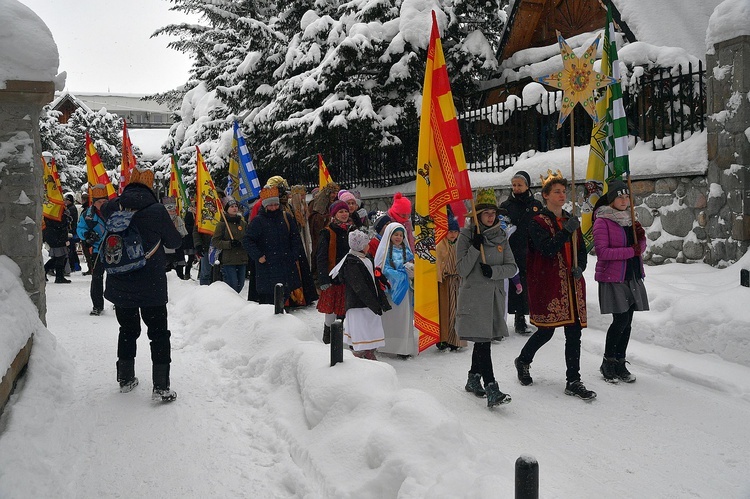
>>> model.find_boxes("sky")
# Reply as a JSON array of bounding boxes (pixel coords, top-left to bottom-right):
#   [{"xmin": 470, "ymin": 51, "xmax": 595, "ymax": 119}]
[
  {"xmin": 2, "ymin": 246, "xmax": 750, "ymax": 498},
  {"xmin": 19, "ymin": 0, "xmax": 198, "ymax": 94}
]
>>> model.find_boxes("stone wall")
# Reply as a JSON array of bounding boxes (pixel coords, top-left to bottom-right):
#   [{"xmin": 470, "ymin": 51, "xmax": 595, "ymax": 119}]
[{"xmin": 0, "ymin": 80, "xmax": 55, "ymax": 322}]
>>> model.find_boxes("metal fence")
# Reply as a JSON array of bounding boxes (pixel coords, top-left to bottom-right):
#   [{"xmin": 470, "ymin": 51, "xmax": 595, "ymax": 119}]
[{"xmin": 281, "ymin": 62, "xmax": 705, "ymax": 188}]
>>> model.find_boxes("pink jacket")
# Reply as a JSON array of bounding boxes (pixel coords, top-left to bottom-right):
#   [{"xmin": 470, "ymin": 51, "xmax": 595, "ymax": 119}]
[{"xmin": 593, "ymin": 217, "xmax": 646, "ymax": 283}]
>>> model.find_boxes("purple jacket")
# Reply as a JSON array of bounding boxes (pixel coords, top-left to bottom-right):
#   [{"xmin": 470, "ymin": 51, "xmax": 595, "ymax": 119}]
[{"xmin": 593, "ymin": 217, "xmax": 646, "ymax": 283}]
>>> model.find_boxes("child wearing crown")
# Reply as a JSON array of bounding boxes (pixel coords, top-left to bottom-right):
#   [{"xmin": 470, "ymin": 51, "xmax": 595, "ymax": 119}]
[{"xmin": 514, "ymin": 170, "xmax": 597, "ymax": 401}]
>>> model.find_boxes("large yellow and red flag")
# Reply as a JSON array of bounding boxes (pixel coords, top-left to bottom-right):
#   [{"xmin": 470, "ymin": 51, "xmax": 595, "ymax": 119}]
[
  {"xmin": 85, "ymin": 132, "xmax": 116, "ymax": 199},
  {"xmin": 318, "ymin": 153, "xmax": 334, "ymax": 189},
  {"xmin": 413, "ymin": 11, "xmax": 473, "ymax": 352},
  {"xmin": 119, "ymin": 121, "xmax": 136, "ymax": 195},
  {"xmin": 195, "ymin": 146, "xmax": 222, "ymax": 235},
  {"xmin": 42, "ymin": 155, "xmax": 65, "ymax": 221}
]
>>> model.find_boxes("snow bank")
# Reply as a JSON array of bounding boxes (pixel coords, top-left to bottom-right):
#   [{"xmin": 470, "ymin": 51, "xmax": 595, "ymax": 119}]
[
  {"xmin": 0, "ymin": 0, "xmax": 64, "ymax": 89},
  {"xmin": 706, "ymin": 0, "xmax": 750, "ymax": 54},
  {"xmin": 0, "ymin": 256, "xmax": 47, "ymax": 386}
]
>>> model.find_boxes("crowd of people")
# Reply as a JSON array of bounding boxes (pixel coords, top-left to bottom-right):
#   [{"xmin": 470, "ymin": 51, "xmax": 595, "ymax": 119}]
[{"xmin": 42, "ymin": 167, "xmax": 649, "ymax": 408}]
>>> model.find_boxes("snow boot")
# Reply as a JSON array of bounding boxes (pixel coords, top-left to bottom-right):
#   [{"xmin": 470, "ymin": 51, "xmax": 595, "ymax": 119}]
[
  {"xmin": 600, "ymin": 357, "xmax": 620, "ymax": 383},
  {"xmin": 152, "ymin": 363, "xmax": 177, "ymax": 402},
  {"xmin": 514, "ymin": 313, "xmax": 532, "ymax": 335},
  {"xmin": 485, "ymin": 382, "xmax": 511, "ymax": 407},
  {"xmin": 615, "ymin": 358, "xmax": 636, "ymax": 383},
  {"xmin": 565, "ymin": 380, "xmax": 597, "ymax": 400},
  {"xmin": 514, "ymin": 357, "xmax": 533, "ymax": 386},
  {"xmin": 465, "ymin": 372, "xmax": 486, "ymax": 397},
  {"xmin": 116, "ymin": 359, "xmax": 139, "ymax": 393},
  {"xmin": 322, "ymin": 325, "xmax": 331, "ymax": 345}
]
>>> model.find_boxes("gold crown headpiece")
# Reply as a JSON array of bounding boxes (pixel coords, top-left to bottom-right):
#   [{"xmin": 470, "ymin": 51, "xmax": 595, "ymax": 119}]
[
  {"xmin": 129, "ymin": 167, "xmax": 155, "ymax": 189},
  {"xmin": 540, "ymin": 169, "xmax": 565, "ymax": 189},
  {"xmin": 259, "ymin": 186, "xmax": 279, "ymax": 200}
]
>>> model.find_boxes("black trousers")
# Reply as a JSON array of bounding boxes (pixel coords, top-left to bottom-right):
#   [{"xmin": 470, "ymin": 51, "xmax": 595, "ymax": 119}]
[
  {"xmin": 604, "ymin": 306, "xmax": 635, "ymax": 359},
  {"xmin": 90, "ymin": 256, "xmax": 105, "ymax": 310},
  {"xmin": 115, "ymin": 305, "xmax": 171, "ymax": 365},
  {"xmin": 519, "ymin": 323, "xmax": 582, "ymax": 383},
  {"xmin": 470, "ymin": 341, "xmax": 495, "ymax": 385}
]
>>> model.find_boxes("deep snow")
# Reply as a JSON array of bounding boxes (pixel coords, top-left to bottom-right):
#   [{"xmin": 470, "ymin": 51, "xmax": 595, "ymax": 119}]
[{"xmin": 1, "ymin": 251, "xmax": 750, "ymax": 498}]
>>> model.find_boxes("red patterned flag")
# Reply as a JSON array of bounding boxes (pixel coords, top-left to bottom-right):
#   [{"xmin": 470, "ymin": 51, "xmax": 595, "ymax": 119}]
[
  {"xmin": 119, "ymin": 121, "xmax": 136, "ymax": 194},
  {"xmin": 413, "ymin": 11, "xmax": 473, "ymax": 352},
  {"xmin": 85, "ymin": 132, "xmax": 116, "ymax": 199}
]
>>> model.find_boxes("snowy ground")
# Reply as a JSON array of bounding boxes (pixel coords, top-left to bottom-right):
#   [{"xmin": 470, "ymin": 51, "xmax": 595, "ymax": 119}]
[{"xmin": 2, "ymin": 257, "xmax": 750, "ymax": 498}]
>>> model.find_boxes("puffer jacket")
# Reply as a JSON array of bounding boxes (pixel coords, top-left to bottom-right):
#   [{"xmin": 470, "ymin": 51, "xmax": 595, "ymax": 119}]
[{"xmin": 593, "ymin": 216, "xmax": 646, "ymax": 283}]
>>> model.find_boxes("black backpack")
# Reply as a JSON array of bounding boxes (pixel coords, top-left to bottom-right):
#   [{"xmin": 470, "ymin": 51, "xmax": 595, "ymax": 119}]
[{"xmin": 101, "ymin": 208, "xmax": 159, "ymax": 274}]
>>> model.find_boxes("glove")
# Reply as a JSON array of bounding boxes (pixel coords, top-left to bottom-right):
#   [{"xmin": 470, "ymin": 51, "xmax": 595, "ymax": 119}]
[
  {"xmin": 631, "ymin": 243, "xmax": 642, "ymax": 256},
  {"xmin": 635, "ymin": 223, "xmax": 646, "ymax": 241},
  {"xmin": 515, "ymin": 283, "xmax": 523, "ymax": 294},
  {"xmin": 571, "ymin": 267, "xmax": 583, "ymax": 279},
  {"xmin": 84, "ymin": 231, "xmax": 99, "ymax": 245},
  {"xmin": 356, "ymin": 208, "xmax": 368, "ymax": 221},
  {"xmin": 230, "ymin": 239, "xmax": 242, "ymax": 248},
  {"xmin": 195, "ymin": 244, "xmax": 205, "ymax": 257},
  {"xmin": 320, "ymin": 283, "xmax": 331, "ymax": 291},
  {"xmin": 480, "ymin": 263, "xmax": 493, "ymax": 278},
  {"xmin": 563, "ymin": 217, "xmax": 580, "ymax": 233},
  {"xmin": 472, "ymin": 231, "xmax": 483, "ymax": 250},
  {"xmin": 374, "ymin": 267, "xmax": 390, "ymax": 290}
]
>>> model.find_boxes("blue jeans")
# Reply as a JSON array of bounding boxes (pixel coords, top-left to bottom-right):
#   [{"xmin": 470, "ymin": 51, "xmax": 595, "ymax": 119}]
[
  {"xmin": 221, "ymin": 264, "xmax": 246, "ymax": 293},
  {"xmin": 198, "ymin": 253, "xmax": 212, "ymax": 285}
]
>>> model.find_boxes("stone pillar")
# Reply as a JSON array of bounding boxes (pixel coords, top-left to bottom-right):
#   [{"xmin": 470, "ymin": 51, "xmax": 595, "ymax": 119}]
[
  {"xmin": 0, "ymin": 80, "xmax": 56, "ymax": 323},
  {"xmin": 706, "ymin": 35, "xmax": 750, "ymax": 265}
]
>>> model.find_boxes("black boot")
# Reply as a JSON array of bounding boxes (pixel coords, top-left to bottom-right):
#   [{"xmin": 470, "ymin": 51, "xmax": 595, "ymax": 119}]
[
  {"xmin": 464, "ymin": 372, "xmax": 486, "ymax": 397},
  {"xmin": 514, "ymin": 357, "xmax": 533, "ymax": 386},
  {"xmin": 615, "ymin": 358, "xmax": 636, "ymax": 383},
  {"xmin": 485, "ymin": 382, "xmax": 511, "ymax": 407},
  {"xmin": 514, "ymin": 313, "xmax": 531, "ymax": 335},
  {"xmin": 600, "ymin": 357, "xmax": 620, "ymax": 383},
  {"xmin": 152, "ymin": 363, "xmax": 177, "ymax": 402},
  {"xmin": 322, "ymin": 325, "xmax": 331, "ymax": 345},
  {"xmin": 116, "ymin": 359, "xmax": 139, "ymax": 393}
]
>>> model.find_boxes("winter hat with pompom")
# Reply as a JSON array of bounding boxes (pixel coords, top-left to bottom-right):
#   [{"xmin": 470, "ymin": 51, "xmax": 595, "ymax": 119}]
[
  {"xmin": 348, "ymin": 230, "xmax": 370, "ymax": 252},
  {"xmin": 388, "ymin": 192, "xmax": 412, "ymax": 223},
  {"xmin": 329, "ymin": 200, "xmax": 349, "ymax": 217},
  {"xmin": 338, "ymin": 190, "xmax": 356, "ymax": 203}
]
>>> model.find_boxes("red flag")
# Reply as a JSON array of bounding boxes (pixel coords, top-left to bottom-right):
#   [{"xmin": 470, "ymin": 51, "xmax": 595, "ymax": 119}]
[
  {"xmin": 85, "ymin": 132, "xmax": 116, "ymax": 199},
  {"xmin": 120, "ymin": 121, "xmax": 136, "ymax": 194}
]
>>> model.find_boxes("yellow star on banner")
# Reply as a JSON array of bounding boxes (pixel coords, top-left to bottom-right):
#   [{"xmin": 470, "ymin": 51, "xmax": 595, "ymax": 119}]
[{"xmin": 536, "ymin": 31, "xmax": 617, "ymax": 129}]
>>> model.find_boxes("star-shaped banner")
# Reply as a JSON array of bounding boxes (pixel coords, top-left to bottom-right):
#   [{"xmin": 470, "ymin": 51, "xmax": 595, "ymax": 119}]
[{"xmin": 536, "ymin": 31, "xmax": 617, "ymax": 129}]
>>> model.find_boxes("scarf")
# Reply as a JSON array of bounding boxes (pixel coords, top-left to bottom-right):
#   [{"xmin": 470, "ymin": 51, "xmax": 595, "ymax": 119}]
[{"xmin": 596, "ymin": 205, "xmax": 635, "ymax": 227}]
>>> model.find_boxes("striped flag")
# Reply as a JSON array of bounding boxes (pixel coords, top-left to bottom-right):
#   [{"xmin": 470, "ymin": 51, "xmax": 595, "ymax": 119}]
[
  {"xmin": 169, "ymin": 154, "xmax": 190, "ymax": 217},
  {"xmin": 42, "ymin": 155, "xmax": 65, "ymax": 221},
  {"xmin": 195, "ymin": 146, "xmax": 222, "ymax": 236},
  {"xmin": 85, "ymin": 132, "xmax": 116, "ymax": 199},
  {"xmin": 582, "ymin": 2, "xmax": 630, "ymax": 251},
  {"xmin": 413, "ymin": 11, "xmax": 474, "ymax": 352},
  {"xmin": 119, "ymin": 121, "xmax": 136, "ymax": 195},
  {"xmin": 318, "ymin": 154, "xmax": 334, "ymax": 189}
]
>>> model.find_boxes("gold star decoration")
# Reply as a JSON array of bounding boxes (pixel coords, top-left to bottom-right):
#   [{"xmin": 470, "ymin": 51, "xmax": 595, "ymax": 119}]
[{"xmin": 536, "ymin": 31, "xmax": 617, "ymax": 129}]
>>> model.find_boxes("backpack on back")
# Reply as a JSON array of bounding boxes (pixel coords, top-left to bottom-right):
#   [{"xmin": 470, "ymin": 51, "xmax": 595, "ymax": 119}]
[{"xmin": 102, "ymin": 208, "xmax": 160, "ymax": 274}]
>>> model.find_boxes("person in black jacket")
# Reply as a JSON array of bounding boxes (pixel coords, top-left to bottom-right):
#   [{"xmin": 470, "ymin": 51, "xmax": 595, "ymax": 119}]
[
  {"xmin": 101, "ymin": 167, "xmax": 183, "ymax": 402},
  {"xmin": 43, "ymin": 209, "xmax": 72, "ymax": 283},
  {"xmin": 64, "ymin": 194, "xmax": 81, "ymax": 272},
  {"xmin": 500, "ymin": 170, "xmax": 543, "ymax": 335}
]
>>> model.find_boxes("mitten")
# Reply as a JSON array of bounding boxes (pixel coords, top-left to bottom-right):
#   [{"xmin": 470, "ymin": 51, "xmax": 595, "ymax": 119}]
[
  {"xmin": 515, "ymin": 283, "xmax": 523, "ymax": 294},
  {"xmin": 472, "ymin": 231, "xmax": 483, "ymax": 250},
  {"xmin": 563, "ymin": 217, "xmax": 580, "ymax": 233},
  {"xmin": 571, "ymin": 267, "xmax": 583, "ymax": 279},
  {"xmin": 230, "ymin": 239, "xmax": 242, "ymax": 248},
  {"xmin": 480, "ymin": 263, "xmax": 493, "ymax": 278}
]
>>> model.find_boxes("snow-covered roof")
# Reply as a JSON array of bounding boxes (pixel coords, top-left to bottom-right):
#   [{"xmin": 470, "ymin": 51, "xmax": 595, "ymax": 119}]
[
  {"xmin": 51, "ymin": 92, "xmax": 175, "ymax": 114},
  {"xmin": 611, "ymin": 0, "xmax": 724, "ymax": 60},
  {"xmin": 49, "ymin": 90, "xmax": 93, "ymax": 114},
  {"xmin": 0, "ymin": 0, "xmax": 64, "ymax": 90}
]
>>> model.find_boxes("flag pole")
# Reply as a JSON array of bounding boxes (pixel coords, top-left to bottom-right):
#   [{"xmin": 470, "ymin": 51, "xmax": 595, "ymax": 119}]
[
  {"xmin": 216, "ymin": 198, "xmax": 234, "ymax": 240},
  {"xmin": 470, "ymin": 198, "xmax": 487, "ymax": 264},
  {"xmin": 627, "ymin": 173, "xmax": 637, "ymax": 241},
  {"xmin": 570, "ymin": 113, "xmax": 578, "ymax": 269}
]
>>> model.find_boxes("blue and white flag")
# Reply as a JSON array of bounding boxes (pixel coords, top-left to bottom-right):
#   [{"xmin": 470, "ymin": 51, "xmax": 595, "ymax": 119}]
[{"xmin": 231, "ymin": 121, "xmax": 261, "ymax": 202}]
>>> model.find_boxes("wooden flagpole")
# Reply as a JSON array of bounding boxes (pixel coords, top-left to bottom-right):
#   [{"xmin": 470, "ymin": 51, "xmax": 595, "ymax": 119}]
[{"xmin": 570, "ymin": 113, "xmax": 578, "ymax": 269}]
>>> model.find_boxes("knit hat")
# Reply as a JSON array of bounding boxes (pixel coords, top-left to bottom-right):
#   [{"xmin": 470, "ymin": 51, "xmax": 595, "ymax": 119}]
[
  {"xmin": 473, "ymin": 188, "xmax": 499, "ymax": 214},
  {"xmin": 373, "ymin": 214, "xmax": 392, "ymax": 235},
  {"xmin": 349, "ymin": 189, "xmax": 362, "ymax": 203},
  {"xmin": 64, "ymin": 193, "xmax": 75, "ymax": 203},
  {"xmin": 90, "ymin": 184, "xmax": 108, "ymax": 201},
  {"xmin": 338, "ymin": 190, "xmax": 356, "ymax": 203},
  {"xmin": 447, "ymin": 212, "xmax": 460, "ymax": 232},
  {"xmin": 260, "ymin": 186, "xmax": 280, "ymax": 207},
  {"xmin": 329, "ymin": 200, "xmax": 349, "ymax": 217},
  {"xmin": 512, "ymin": 170, "xmax": 531, "ymax": 187},
  {"xmin": 348, "ymin": 230, "xmax": 370, "ymax": 252},
  {"xmin": 388, "ymin": 192, "xmax": 412, "ymax": 223},
  {"xmin": 129, "ymin": 166, "xmax": 154, "ymax": 189},
  {"xmin": 607, "ymin": 179, "xmax": 630, "ymax": 203},
  {"xmin": 224, "ymin": 198, "xmax": 239, "ymax": 211}
]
